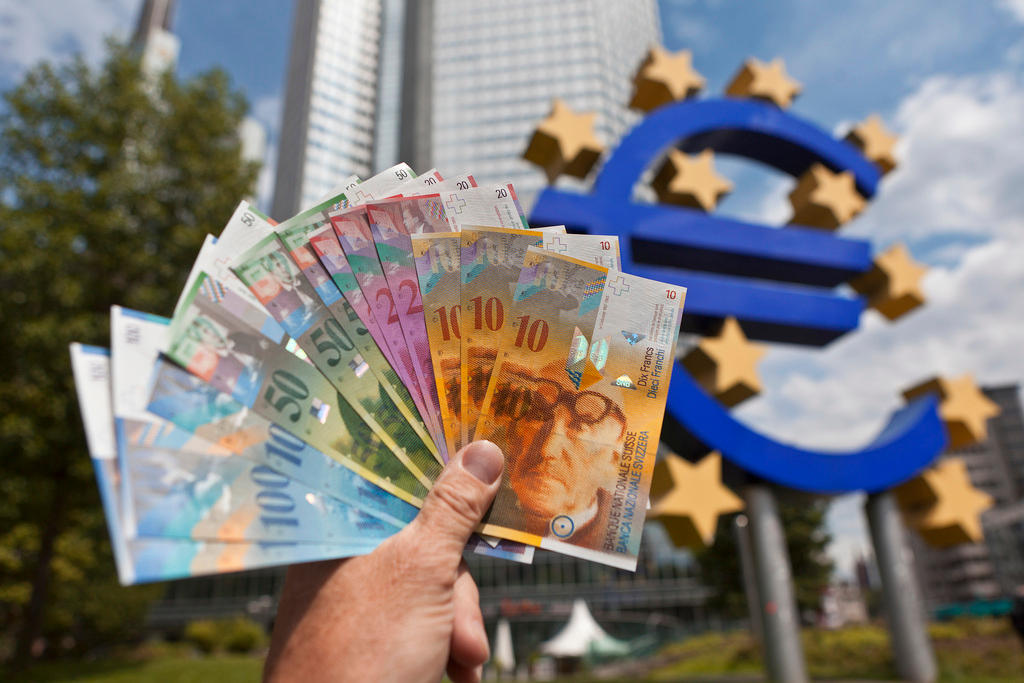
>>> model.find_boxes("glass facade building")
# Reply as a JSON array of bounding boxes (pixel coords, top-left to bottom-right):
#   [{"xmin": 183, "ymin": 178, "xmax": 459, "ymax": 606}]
[
  {"xmin": 400, "ymin": 0, "xmax": 661, "ymax": 211},
  {"xmin": 271, "ymin": 0, "xmax": 382, "ymax": 219},
  {"xmin": 911, "ymin": 385, "xmax": 1024, "ymax": 608}
]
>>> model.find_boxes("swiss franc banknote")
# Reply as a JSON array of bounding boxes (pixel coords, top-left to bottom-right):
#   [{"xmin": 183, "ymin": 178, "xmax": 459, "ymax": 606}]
[
  {"xmin": 412, "ymin": 232, "xmax": 463, "ymax": 455},
  {"xmin": 145, "ymin": 356, "xmax": 418, "ymax": 529},
  {"xmin": 71, "ymin": 344, "xmax": 378, "ymax": 585},
  {"xmin": 474, "ymin": 247, "xmax": 686, "ymax": 570},
  {"xmin": 438, "ymin": 184, "xmax": 527, "ymax": 231},
  {"xmin": 329, "ymin": 206, "xmax": 444, "ymax": 444},
  {"xmin": 232, "ymin": 229, "xmax": 443, "ymax": 481},
  {"xmin": 366, "ymin": 197, "xmax": 453, "ymax": 458},
  {"xmin": 168, "ymin": 273, "xmax": 430, "ymax": 504}
]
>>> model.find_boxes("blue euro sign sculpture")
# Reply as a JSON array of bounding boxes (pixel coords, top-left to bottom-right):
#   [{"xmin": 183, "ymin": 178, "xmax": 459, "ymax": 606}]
[{"xmin": 530, "ymin": 98, "xmax": 946, "ymax": 494}]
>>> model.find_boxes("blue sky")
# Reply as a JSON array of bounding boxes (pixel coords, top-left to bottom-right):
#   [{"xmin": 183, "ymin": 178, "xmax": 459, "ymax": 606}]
[{"xmin": 2, "ymin": 0, "xmax": 1023, "ymax": 579}]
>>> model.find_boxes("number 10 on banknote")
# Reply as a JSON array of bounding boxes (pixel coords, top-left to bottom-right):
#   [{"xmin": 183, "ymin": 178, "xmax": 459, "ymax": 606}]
[{"xmin": 475, "ymin": 248, "xmax": 686, "ymax": 570}]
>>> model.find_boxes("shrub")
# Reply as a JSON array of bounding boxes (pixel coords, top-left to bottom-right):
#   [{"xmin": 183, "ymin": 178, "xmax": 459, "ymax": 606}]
[
  {"xmin": 222, "ymin": 617, "xmax": 268, "ymax": 654},
  {"xmin": 184, "ymin": 620, "xmax": 220, "ymax": 655},
  {"xmin": 183, "ymin": 617, "xmax": 267, "ymax": 655}
]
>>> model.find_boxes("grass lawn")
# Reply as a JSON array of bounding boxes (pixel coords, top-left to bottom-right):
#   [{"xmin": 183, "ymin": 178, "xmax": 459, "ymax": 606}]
[{"xmin": 19, "ymin": 654, "xmax": 263, "ymax": 683}]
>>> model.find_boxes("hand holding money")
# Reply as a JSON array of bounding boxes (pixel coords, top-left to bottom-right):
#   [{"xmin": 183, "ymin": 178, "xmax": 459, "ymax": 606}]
[
  {"xmin": 70, "ymin": 163, "xmax": 685, "ymax": 583},
  {"xmin": 266, "ymin": 441, "xmax": 504, "ymax": 683}
]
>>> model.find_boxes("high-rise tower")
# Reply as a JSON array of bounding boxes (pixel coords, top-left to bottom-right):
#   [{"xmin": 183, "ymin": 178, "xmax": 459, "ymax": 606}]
[
  {"xmin": 273, "ymin": 0, "xmax": 660, "ymax": 219},
  {"xmin": 271, "ymin": 0, "xmax": 383, "ymax": 219},
  {"xmin": 399, "ymin": 0, "xmax": 661, "ymax": 210}
]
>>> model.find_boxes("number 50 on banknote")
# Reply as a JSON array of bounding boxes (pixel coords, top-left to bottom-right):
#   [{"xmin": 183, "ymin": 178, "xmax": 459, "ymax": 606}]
[{"xmin": 475, "ymin": 247, "xmax": 685, "ymax": 570}]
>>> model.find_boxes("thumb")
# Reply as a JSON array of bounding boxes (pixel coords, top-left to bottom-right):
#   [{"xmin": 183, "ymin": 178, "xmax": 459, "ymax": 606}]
[{"xmin": 411, "ymin": 440, "xmax": 504, "ymax": 557}]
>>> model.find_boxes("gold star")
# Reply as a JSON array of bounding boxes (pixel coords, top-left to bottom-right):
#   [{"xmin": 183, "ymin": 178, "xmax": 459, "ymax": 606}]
[
  {"xmin": 849, "ymin": 243, "xmax": 927, "ymax": 320},
  {"xmin": 894, "ymin": 458, "xmax": 994, "ymax": 547},
  {"xmin": 788, "ymin": 163, "xmax": 867, "ymax": 229},
  {"xmin": 650, "ymin": 451, "xmax": 744, "ymax": 549},
  {"xmin": 522, "ymin": 99, "xmax": 604, "ymax": 183},
  {"xmin": 682, "ymin": 317, "xmax": 766, "ymax": 407},
  {"xmin": 724, "ymin": 57, "xmax": 802, "ymax": 108},
  {"xmin": 845, "ymin": 114, "xmax": 899, "ymax": 174},
  {"xmin": 651, "ymin": 149, "xmax": 733, "ymax": 212},
  {"xmin": 903, "ymin": 375, "xmax": 1001, "ymax": 450},
  {"xmin": 630, "ymin": 46, "xmax": 706, "ymax": 112}
]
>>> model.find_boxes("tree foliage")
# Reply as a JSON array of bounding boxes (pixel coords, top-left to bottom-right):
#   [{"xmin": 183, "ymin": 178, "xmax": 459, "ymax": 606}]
[
  {"xmin": 0, "ymin": 40, "xmax": 258, "ymax": 662},
  {"xmin": 696, "ymin": 491, "xmax": 835, "ymax": 622}
]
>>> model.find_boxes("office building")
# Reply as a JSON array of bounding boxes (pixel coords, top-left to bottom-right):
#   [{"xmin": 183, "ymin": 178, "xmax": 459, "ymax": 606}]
[
  {"xmin": 399, "ymin": 0, "xmax": 661, "ymax": 210},
  {"xmin": 911, "ymin": 385, "xmax": 1024, "ymax": 608},
  {"xmin": 272, "ymin": 0, "xmax": 661, "ymax": 219},
  {"xmin": 272, "ymin": 0, "xmax": 383, "ymax": 218}
]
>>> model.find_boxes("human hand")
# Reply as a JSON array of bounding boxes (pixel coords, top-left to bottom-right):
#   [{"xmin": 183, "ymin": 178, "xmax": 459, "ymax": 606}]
[{"xmin": 263, "ymin": 440, "xmax": 505, "ymax": 683}]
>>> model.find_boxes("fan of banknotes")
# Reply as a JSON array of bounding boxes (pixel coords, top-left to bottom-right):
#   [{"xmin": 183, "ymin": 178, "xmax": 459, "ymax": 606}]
[{"xmin": 70, "ymin": 163, "xmax": 686, "ymax": 585}]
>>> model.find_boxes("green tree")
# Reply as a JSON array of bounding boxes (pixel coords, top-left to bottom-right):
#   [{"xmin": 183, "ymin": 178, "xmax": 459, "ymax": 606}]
[
  {"xmin": 0, "ymin": 40, "xmax": 258, "ymax": 665},
  {"xmin": 696, "ymin": 491, "xmax": 834, "ymax": 622}
]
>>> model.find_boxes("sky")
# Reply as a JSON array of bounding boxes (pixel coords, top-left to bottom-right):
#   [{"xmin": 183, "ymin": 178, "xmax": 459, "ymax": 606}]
[{"xmin": 2, "ymin": 0, "xmax": 1023, "ymax": 580}]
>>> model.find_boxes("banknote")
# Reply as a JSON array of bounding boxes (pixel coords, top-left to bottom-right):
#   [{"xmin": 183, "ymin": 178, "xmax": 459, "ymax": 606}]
[
  {"xmin": 366, "ymin": 197, "xmax": 454, "ymax": 458},
  {"xmin": 412, "ymin": 232, "xmax": 463, "ymax": 455},
  {"xmin": 437, "ymin": 184, "xmax": 528, "ymax": 231},
  {"xmin": 345, "ymin": 162, "xmax": 416, "ymax": 205},
  {"xmin": 121, "ymin": 307, "xmax": 420, "ymax": 529},
  {"xmin": 110, "ymin": 307, "xmax": 406, "ymax": 545},
  {"xmin": 111, "ymin": 306, "xmax": 233, "ymax": 536},
  {"xmin": 118, "ymin": 426, "xmax": 401, "ymax": 544},
  {"xmin": 474, "ymin": 247, "xmax": 686, "ymax": 570},
  {"xmin": 458, "ymin": 228, "xmax": 624, "ymax": 446},
  {"xmin": 145, "ymin": 357, "xmax": 418, "ymax": 529},
  {"xmin": 168, "ymin": 272, "xmax": 430, "ymax": 504},
  {"xmin": 390, "ymin": 168, "xmax": 443, "ymax": 195},
  {"xmin": 306, "ymin": 223, "xmax": 425, "ymax": 420},
  {"xmin": 232, "ymin": 230, "xmax": 443, "ymax": 480},
  {"xmin": 71, "ymin": 344, "xmax": 379, "ymax": 585},
  {"xmin": 459, "ymin": 226, "xmax": 548, "ymax": 445},
  {"xmin": 274, "ymin": 215, "xmax": 440, "ymax": 463},
  {"xmin": 328, "ymin": 206, "xmax": 445, "ymax": 444},
  {"xmin": 267, "ymin": 200, "xmax": 444, "ymax": 456},
  {"xmin": 313, "ymin": 173, "xmax": 361, "ymax": 210}
]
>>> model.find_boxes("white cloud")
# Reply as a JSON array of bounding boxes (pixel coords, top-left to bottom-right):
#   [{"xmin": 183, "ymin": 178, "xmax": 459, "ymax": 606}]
[
  {"xmin": 723, "ymin": 71, "xmax": 1024, "ymax": 575},
  {"xmin": 848, "ymin": 72, "xmax": 1024, "ymax": 246},
  {"xmin": 0, "ymin": 0, "xmax": 136, "ymax": 84},
  {"xmin": 997, "ymin": 0, "xmax": 1024, "ymax": 23}
]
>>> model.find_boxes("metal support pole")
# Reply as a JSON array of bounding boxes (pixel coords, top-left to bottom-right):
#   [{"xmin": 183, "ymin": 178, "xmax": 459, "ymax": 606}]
[
  {"xmin": 743, "ymin": 483, "xmax": 808, "ymax": 683},
  {"xmin": 865, "ymin": 490, "xmax": 937, "ymax": 683},
  {"xmin": 734, "ymin": 514, "xmax": 764, "ymax": 645}
]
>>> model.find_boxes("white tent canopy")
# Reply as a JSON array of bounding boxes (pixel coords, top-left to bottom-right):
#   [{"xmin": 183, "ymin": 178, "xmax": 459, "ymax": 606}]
[
  {"xmin": 493, "ymin": 618, "xmax": 515, "ymax": 673},
  {"xmin": 539, "ymin": 599, "xmax": 630, "ymax": 658}
]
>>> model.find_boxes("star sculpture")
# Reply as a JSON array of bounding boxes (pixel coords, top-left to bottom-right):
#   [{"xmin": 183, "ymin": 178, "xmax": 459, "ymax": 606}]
[
  {"xmin": 845, "ymin": 114, "xmax": 899, "ymax": 174},
  {"xmin": 682, "ymin": 316, "xmax": 766, "ymax": 407},
  {"xmin": 649, "ymin": 451, "xmax": 744, "ymax": 549},
  {"xmin": 894, "ymin": 458, "xmax": 994, "ymax": 547},
  {"xmin": 651, "ymin": 149, "xmax": 733, "ymax": 212},
  {"xmin": 788, "ymin": 163, "xmax": 867, "ymax": 229},
  {"xmin": 903, "ymin": 375, "xmax": 1001, "ymax": 450},
  {"xmin": 629, "ymin": 46, "xmax": 706, "ymax": 112},
  {"xmin": 725, "ymin": 57, "xmax": 802, "ymax": 108},
  {"xmin": 522, "ymin": 99, "xmax": 604, "ymax": 183},
  {"xmin": 849, "ymin": 243, "xmax": 927, "ymax": 320}
]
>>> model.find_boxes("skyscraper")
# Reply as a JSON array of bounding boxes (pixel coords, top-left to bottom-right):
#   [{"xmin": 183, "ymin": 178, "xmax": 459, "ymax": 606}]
[
  {"xmin": 272, "ymin": 0, "xmax": 661, "ymax": 219},
  {"xmin": 272, "ymin": 0, "xmax": 383, "ymax": 219},
  {"xmin": 911, "ymin": 385, "xmax": 1024, "ymax": 608},
  {"xmin": 400, "ymin": 0, "xmax": 661, "ymax": 210}
]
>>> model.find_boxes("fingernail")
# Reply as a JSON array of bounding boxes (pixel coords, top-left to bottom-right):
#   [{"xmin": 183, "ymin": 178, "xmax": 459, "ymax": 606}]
[{"xmin": 462, "ymin": 440, "xmax": 503, "ymax": 484}]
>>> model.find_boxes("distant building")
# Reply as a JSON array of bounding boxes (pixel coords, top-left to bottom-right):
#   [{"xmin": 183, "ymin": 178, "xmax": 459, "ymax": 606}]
[
  {"xmin": 399, "ymin": 0, "xmax": 661, "ymax": 210},
  {"xmin": 819, "ymin": 582, "xmax": 869, "ymax": 629},
  {"xmin": 271, "ymin": 0, "xmax": 661, "ymax": 219},
  {"xmin": 271, "ymin": 0, "xmax": 383, "ymax": 218},
  {"xmin": 911, "ymin": 385, "xmax": 1024, "ymax": 609},
  {"xmin": 132, "ymin": 0, "xmax": 180, "ymax": 78}
]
